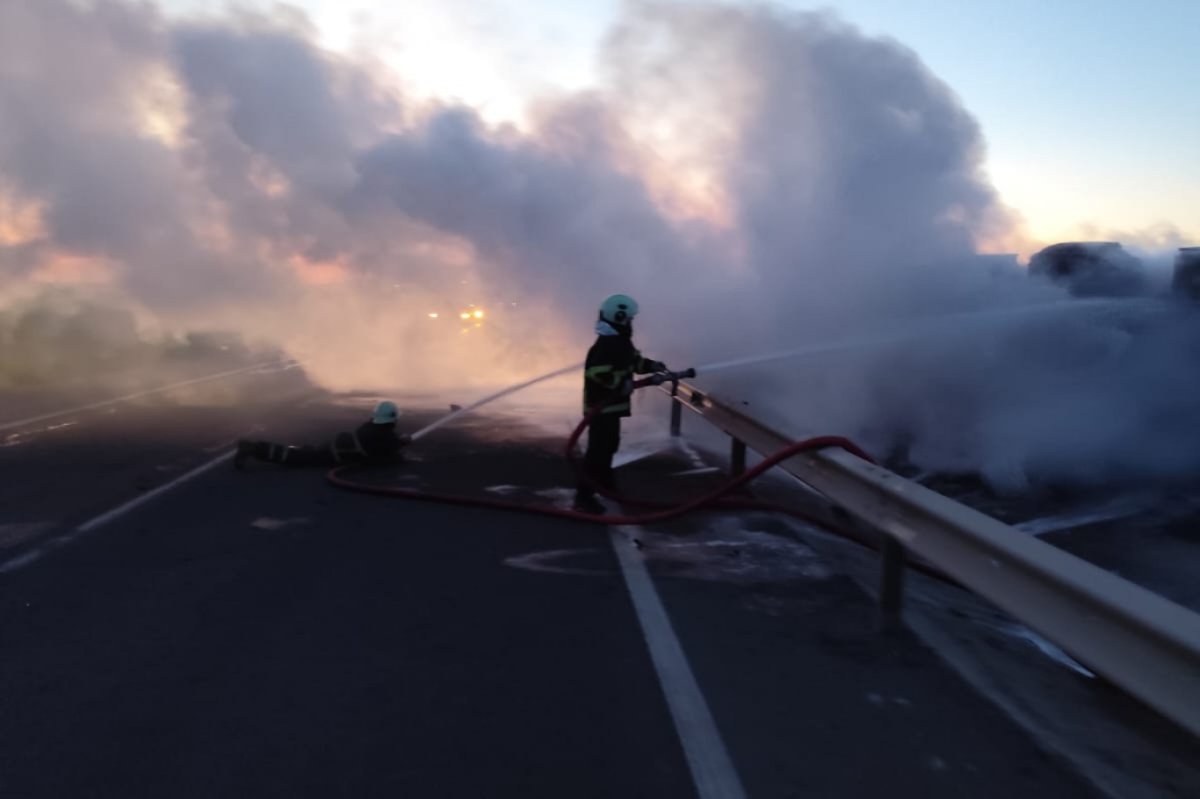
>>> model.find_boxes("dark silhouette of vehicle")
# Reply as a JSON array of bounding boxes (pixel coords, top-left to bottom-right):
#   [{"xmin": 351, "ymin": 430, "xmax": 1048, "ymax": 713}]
[
  {"xmin": 1171, "ymin": 247, "xmax": 1200, "ymax": 301},
  {"xmin": 1028, "ymin": 241, "xmax": 1148, "ymax": 297}
]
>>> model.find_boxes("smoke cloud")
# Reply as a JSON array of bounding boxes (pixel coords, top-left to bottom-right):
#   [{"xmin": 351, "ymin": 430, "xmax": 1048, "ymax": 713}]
[{"xmin": 2, "ymin": 0, "xmax": 1196, "ymax": 491}]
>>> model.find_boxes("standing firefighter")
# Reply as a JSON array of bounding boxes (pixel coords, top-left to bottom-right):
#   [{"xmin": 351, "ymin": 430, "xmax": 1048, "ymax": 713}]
[
  {"xmin": 574, "ymin": 294, "xmax": 667, "ymax": 514},
  {"xmin": 234, "ymin": 400, "xmax": 409, "ymax": 469}
]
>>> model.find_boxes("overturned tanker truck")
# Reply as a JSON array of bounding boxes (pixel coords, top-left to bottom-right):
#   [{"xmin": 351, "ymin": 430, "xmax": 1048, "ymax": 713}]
[
  {"xmin": 1027, "ymin": 241, "xmax": 1200, "ymax": 301},
  {"xmin": 1028, "ymin": 241, "xmax": 1148, "ymax": 297}
]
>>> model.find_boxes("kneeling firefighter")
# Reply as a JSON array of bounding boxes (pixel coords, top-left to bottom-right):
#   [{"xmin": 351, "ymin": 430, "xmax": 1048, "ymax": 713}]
[
  {"xmin": 574, "ymin": 294, "xmax": 668, "ymax": 515},
  {"xmin": 234, "ymin": 400, "xmax": 409, "ymax": 469}
]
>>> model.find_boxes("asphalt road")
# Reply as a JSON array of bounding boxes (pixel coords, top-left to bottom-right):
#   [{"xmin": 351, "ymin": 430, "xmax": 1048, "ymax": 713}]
[{"xmin": 0, "ymin": 367, "xmax": 1134, "ymax": 797}]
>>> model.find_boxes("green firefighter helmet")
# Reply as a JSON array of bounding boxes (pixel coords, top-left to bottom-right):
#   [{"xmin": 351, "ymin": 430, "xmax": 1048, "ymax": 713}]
[
  {"xmin": 599, "ymin": 294, "xmax": 639, "ymax": 326},
  {"xmin": 372, "ymin": 400, "xmax": 399, "ymax": 424}
]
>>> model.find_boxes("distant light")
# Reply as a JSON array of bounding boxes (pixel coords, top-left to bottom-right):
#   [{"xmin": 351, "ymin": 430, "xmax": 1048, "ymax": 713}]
[
  {"xmin": 473, "ymin": 309, "xmax": 485, "ymax": 319},
  {"xmin": 460, "ymin": 312, "xmax": 471, "ymax": 320},
  {"xmin": 428, "ymin": 312, "xmax": 439, "ymax": 319}
]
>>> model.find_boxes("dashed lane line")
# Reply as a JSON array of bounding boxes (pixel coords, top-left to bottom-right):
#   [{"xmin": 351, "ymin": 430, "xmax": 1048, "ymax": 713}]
[
  {"xmin": 0, "ymin": 451, "xmax": 233, "ymax": 575},
  {"xmin": 0, "ymin": 360, "xmax": 295, "ymax": 434}
]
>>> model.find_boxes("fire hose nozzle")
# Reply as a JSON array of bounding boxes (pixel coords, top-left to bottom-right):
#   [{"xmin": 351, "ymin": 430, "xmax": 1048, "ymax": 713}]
[{"xmin": 633, "ymin": 368, "xmax": 697, "ymax": 389}]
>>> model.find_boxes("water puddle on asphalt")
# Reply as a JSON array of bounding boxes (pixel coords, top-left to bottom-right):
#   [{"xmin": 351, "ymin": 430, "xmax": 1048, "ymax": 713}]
[
  {"xmin": 2, "ymin": 420, "xmax": 79, "ymax": 447},
  {"xmin": 1015, "ymin": 495, "xmax": 1153, "ymax": 536},
  {"xmin": 992, "ymin": 622, "xmax": 1096, "ymax": 677},
  {"xmin": 504, "ymin": 515, "xmax": 832, "ymax": 585},
  {"xmin": 503, "ymin": 548, "xmax": 613, "ymax": 577}
]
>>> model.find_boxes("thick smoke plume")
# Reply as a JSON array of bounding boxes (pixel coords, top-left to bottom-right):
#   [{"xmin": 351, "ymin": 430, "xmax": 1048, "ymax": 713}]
[{"xmin": 2, "ymin": 0, "xmax": 1196, "ymax": 491}]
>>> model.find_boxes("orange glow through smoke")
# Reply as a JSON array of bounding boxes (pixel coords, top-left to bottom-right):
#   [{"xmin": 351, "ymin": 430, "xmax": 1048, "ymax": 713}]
[{"xmin": 289, "ymin": 255, "xmax": 350, "ymax": 285}]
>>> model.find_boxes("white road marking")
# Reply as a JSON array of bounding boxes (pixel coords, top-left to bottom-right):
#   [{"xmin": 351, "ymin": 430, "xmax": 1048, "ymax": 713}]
[
  {"xmin": 0, "ymin": 451, "xmax": 233, "ymax": 574},
  {"xmin": 76, "ymin": 451, "xmax": 233, "ymax": 534},
  {"xmin": 610, "ymin": 526, "xmax": 747, "ymax": 799},
  {"xmin": 0, "ymin": 360, "xmax": 292, "ymax": 433},
  {"xmin": 0, "ymin": 522, "xmax": 53, "ymax": 549},
  {"xmin": 0, "ymin": 548, "xmax": 44, "ymax": 574}
]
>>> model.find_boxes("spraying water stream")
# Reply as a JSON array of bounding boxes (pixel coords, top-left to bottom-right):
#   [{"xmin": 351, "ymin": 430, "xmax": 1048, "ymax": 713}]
[
  {"xmin": 409, "ymin": 363, "xmax": 583, "ymax": 441},
  {"xmin": 694, "ymin": 296, "xmax": 1161, "ymax": 375},
  {"xmin": 409, "ymin": 297, "xmax": 1166, "ymax": 439}
]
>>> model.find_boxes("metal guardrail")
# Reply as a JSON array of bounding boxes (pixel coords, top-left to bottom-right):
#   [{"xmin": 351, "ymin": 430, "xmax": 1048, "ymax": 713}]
[{"xmin": 661, "ymin": 380, "xmax": 1200, "ymax": 738}]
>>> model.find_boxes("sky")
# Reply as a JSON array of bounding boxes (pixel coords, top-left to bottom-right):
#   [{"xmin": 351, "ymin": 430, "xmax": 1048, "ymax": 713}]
[{"xmin": 158, "ymin": 0, "xmax": 1199, "ymax": 247}]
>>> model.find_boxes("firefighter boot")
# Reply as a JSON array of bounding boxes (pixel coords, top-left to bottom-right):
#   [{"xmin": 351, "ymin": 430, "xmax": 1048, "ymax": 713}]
[{"xmin": 572, "ymin": 490, "xmax": 606, "ymax": 516}]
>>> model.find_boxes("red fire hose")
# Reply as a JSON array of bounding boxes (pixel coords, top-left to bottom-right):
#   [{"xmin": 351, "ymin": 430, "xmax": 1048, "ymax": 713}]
[{"xmin": 327, "ymin": 411, "xmax": 878, "ymax": 541}]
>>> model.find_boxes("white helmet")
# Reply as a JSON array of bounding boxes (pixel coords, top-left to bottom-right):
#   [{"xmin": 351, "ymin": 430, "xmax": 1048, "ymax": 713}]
[
  {"xmin": 599, "ymin": 294, "xmax": 638, "ymax": 326},
  {"xmin": 372, "ymin": 400, "xmax": 399, "ymax": 424}
]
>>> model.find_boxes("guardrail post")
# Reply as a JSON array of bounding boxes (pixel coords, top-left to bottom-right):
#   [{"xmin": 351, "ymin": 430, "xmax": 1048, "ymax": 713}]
[
  {"xmin": 730, "ymin": 438, "xmax": 747, "ymax": 476},
  {"xmin": 669, "ymin": 381, "xmax": 682, "ymax": 437},
  {"xmin": 879, "ymin": 536, "xmax": 905, "ymax": 619}
]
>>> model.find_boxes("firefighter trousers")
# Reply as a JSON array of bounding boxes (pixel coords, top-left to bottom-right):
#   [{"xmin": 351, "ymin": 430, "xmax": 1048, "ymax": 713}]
[
  {"xmin": 248, "ymin": 441, "xmax": 337, "ymax": 467},
  {"xmin": 577, "ymin": 413, "xmax": 621, "ymax": 498}
]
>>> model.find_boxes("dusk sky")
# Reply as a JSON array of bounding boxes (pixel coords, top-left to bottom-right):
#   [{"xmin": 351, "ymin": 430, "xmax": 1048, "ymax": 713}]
[{"xmin": 161, "ymin": 0, "xmax": 1199, "ymax": 248}]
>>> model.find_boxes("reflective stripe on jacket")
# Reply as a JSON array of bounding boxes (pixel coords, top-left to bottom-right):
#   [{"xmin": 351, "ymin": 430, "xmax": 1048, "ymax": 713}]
[{"xmin": 582, "ymin": 326, "xmax": 662, "ymax": 416}]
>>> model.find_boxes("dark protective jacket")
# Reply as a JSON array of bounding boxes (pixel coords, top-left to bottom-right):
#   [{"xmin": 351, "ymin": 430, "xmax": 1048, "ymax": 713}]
[
  {"xmin": 583, "ymin": 322, "xmax": 665, "ymax": 416},
  {"xmin": 331, "ymin": 421, "xmax": 405, "ymax": 463}
]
